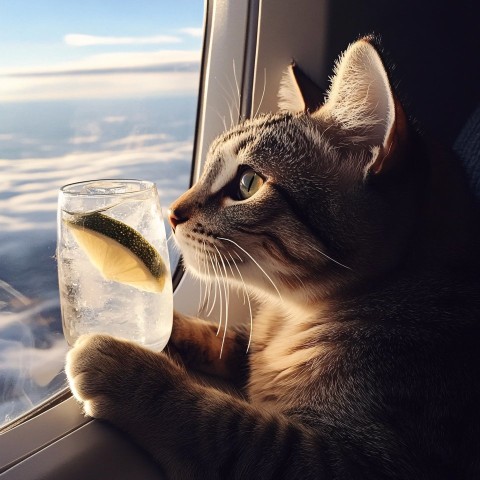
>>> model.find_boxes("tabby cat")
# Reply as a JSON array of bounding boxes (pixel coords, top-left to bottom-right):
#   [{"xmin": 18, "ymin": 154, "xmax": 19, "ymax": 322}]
[{"xmin": 66, "ymin": 37, "xmax": 480, "ymax": 479}]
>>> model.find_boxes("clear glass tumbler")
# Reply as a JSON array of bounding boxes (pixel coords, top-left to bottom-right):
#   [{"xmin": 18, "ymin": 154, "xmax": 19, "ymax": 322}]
[{"xmin": 57, "ymin": 179, "xmax": 173, "ymax": 351}]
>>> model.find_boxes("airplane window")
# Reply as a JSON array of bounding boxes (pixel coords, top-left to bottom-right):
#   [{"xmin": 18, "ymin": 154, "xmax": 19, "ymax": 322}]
[{"xmin": 0, "ymin": 0, "xmax": 204, "ymax": 428}]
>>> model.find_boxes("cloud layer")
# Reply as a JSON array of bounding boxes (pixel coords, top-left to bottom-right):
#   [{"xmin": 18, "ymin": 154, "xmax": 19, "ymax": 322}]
[
  {"xmin": 0, "ymin": 26, "xmax": 202, "ymax": 102},
  {"xmin": 0, "ymin": 50, "xmax": 201, "ymax": 101},
  {"xmin": 0, "ymin": 136, "xmax": 191, "ymax": 233}
]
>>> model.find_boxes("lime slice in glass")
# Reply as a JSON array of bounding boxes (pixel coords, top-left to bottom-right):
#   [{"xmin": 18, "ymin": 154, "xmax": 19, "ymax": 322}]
[{"xmin": 65, "ymin": 212, "xmax": 167, "ymax": 293}]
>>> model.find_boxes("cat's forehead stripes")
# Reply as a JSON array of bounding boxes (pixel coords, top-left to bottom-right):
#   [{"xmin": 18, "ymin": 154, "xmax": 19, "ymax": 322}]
[
  {"xmin": 207, "ymin": 113, "xmax": 294, "ymax": 196},
  {"xmin": 209, "ymin": 131, "xmax": 252, "ymax": 195}
]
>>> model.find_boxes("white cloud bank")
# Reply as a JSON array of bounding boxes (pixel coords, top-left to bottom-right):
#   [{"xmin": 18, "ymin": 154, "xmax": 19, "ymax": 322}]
[
  {"xmin": 0, "ymin": 50, "xmax": 201, "ymax": 102},
  {"xmin": 0, "ymin": 72, "xmax": 199, "ymax": 102},
  {"xmin": 0, "ymin": 135, "xmax": 191, "ymax": 233}
]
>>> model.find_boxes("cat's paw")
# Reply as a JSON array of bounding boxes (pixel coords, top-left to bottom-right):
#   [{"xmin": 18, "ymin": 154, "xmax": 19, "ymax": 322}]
[
  {"xmin": 65, "ymin": 334, "xmax": 136, "ymax": 418},
  {"xmin": 65, "ymin": 333, "xmax": 179, "ymax": 419}
]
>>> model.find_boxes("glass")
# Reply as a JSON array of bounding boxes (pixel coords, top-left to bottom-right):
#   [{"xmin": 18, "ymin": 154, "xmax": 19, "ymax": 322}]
[{"xmin": 57, "ymin": 180, "xmax": 173, "ymax": 351}]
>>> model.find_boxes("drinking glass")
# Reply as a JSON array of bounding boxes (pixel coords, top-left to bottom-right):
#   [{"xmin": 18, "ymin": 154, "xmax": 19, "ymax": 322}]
[{"xmin": 57, "ymin": 179, "xmax": 173, "ymax": 351}]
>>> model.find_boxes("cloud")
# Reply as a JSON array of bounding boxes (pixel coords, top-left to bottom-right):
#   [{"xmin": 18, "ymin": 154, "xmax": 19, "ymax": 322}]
[
  {"xmin": 65, "ymin": 34, "xmax": 182, "ymax": 47},
  {"xmin": 103, "ymin": 116, "xmax": 127, "ymax": 123},
  {"xmin": 105, "ymin": 133, "xmax": 171, "ymax": 147},
  {"xmin": 0, "ymin": 72, "xmax": 200, "ymax": 102},
  {"xmin": 0, "ymin": 50, "xmax": 201, "ymax": 102},
  {"xmin": 180, "ymin": 28, "xmax": 204, "ymax": 38},
  {"xmin": 1, "ymin": 50, "xmax": 200, "ymax": 77},
  {"xmin": 69, "ymin": 135, "xmax": 100, "ymax": 145},
  {"xmin": 0, "ymin": 134, "xmax": 15, "ymax": 141},
  {"xmin": 0, "ymin": 135, "xmax": 192, "ymax": 233}
]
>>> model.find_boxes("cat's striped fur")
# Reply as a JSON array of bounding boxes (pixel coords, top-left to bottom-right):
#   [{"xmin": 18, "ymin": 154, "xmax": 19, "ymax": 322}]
[{"xmin": 66, "ymin": 37, "xmax": 480, "ymax": 478}]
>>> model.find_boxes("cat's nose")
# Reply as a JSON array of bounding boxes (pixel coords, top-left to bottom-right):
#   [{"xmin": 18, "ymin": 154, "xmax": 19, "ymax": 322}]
[
  {"xmin": 168, "ymin": 206, "xmax": 189, "ymax": 231},
  {"xmin": 169, "ymin": 189, "xmax": 198, "ymax": 231}
]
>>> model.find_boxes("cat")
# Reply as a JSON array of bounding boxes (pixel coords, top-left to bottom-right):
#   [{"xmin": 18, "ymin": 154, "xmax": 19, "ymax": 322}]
[{"xmin": 66, "ymin": 36, "xmax": 480, "ymax": 479}]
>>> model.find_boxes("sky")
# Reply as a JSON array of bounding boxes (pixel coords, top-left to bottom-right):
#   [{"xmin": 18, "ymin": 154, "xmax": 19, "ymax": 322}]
[
  {"xmin": 0, "ymin": 0, "xmax": 204, "ymax": 235},
  {"xmin": 0, "ymin": 0, "xmax": 204, "ymax": 101}
]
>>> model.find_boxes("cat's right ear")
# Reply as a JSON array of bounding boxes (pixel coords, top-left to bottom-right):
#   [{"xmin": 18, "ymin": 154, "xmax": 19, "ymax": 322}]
[
  {"xmin": 278, "ymin": 63, "xmax": 325, "ymax": 113},
  {"xmin": 320, "ymin": 37, "xmax": 409, "ymax": 176},
  {"xmin": 322, "ymin": 38, "xmax": 395, "ymax": 147}
]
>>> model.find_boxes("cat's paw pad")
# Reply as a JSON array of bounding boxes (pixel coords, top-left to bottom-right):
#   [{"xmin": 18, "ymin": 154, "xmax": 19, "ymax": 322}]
[{"xmin": 65, "ymin": 333, "xmax": 144, "ymax": 418}]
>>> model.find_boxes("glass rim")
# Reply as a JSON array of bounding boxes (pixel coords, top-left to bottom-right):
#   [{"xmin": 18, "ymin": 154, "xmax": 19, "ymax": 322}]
[{"xmin": 60, "ymin": 179, "xmax": 156, "ymax": 197}]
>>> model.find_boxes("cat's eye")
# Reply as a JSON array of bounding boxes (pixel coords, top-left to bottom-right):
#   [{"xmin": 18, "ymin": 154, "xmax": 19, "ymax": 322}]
[{"xmin": 238, "ymin": 169, "xmax": 264, "ymax": 200}]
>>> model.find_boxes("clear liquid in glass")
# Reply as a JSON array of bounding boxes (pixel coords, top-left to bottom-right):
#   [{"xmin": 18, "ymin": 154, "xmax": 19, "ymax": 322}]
[{"xmin": 57, "ymin": 180, "xmax": 173, "ymax": 351}]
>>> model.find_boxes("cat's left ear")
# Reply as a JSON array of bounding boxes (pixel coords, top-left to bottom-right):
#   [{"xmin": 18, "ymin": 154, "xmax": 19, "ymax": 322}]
[
  {"xmin": 278, "ymin": 62, "xmax": 325, "ymax": 114},
  {"xmin": 321, "ymin": 37, "xmax": 408, "ymax": 175}
]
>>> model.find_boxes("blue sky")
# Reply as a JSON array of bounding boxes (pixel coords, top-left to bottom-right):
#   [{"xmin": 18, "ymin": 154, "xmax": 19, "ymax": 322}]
[{"xmin": 0, "ymin": 0, "xmax": 204, "ymax": 100}]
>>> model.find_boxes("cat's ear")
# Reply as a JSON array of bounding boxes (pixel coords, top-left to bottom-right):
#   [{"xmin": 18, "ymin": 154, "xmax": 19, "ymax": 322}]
[
  {"xmin": 321, "ymin": 37, "xmax": 406, "ymax": 173},
  {"xmin": 278, "ymin": 63, "xmax": 325, "ymax": 113}
]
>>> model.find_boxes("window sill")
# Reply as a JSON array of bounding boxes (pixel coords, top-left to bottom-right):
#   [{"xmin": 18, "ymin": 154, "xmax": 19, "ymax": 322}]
[{"xmin": 0, "ymin": 395, "xmax": 163, "ymax": 479}]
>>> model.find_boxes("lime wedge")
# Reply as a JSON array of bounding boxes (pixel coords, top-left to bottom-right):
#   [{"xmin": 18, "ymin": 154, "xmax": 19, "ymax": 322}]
[{"xmin": 65, "ymin": 212, "xmax": 167, "ymax": 293}]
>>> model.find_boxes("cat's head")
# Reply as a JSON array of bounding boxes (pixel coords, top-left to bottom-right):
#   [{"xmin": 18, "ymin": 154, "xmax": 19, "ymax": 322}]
[{"xmin": 169, "ymin": 37, "xmax": 419, "ymax": 305}]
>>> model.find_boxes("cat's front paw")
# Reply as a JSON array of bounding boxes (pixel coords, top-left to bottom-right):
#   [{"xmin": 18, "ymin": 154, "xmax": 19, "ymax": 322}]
[
  {"xmin": 65, "ymin": 334, "xmax": 179, "ymax": 420},
  {"xmin": 65, "ymin": 334, "xmax": 135, "ymax": 418}
]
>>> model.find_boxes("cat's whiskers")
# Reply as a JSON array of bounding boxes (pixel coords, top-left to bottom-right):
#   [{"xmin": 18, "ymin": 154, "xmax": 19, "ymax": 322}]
[
  {"xmin": 198, "ymin": 245, "xmax": 214, "ymax": 316},
  {"xmin": 214, "ymin": 251, "xmax": 225, "ymax": 330},
  {"xmin": 205, "ymin": 276, "xmax": 215, "ymax": 316},
  {"xmin": 232, "ymin": 59, "xmax": 241, "ymax": 122},
  {"xmin": 214, "ymin": 77, "xmax": 236, "ymax": 128},
  {"xmin": 224, "ymin": 250, "xmax": 238, "ymax": 280},
  {"xmin": 215, "ymin": 246, "xmax": 237, "ymax": 358},
  {"xmin": 216, "ymin": 252, "xmax": 230, "ymax": 343},
  {"xmin": 208, "ymin": 251, "xmax": 222, "ymax": 334},
  {"xmin": 222, "ymin": 247, "xmax": 242, "ymax": 305},
  {"xmin": 225, "ymin": 252, "xmax": 246, "ymax": 305},
  {"xmin": 227, "ymin": 251, "xmax": 254, "ymax": 353},
  {"xmin": 310, "ymin": 245, "xmax": 353, "ymax": 271},
  {"xmin": 214, "ymin": 245, "xmax": 231, "ymax": 356},
  {"xmin": 215, "ymin": 70, "xmax": 241, "ymax": 129},
  {"xmin": 206, "ymin": 250, "xmax": 220, "ymax": 318},
  {"xmin": 253, "ymin": 68, "xmax": 267, "ymax": 119},
  {"xmin": 200, "ymin": 241, "xmax": 213, "ymax": 314},
  {"xmin": 233, "ymin": 250, "xmax": 243, "ymax": 263},
  {"xmin": 208, "ymin": 104, "xmax": 228, "ymax": 131},
  {"xmin": 194, "ymin": 243, "xmax": 204, "ymax": 314},
  {"xmin": 217, "ymin": 237, "xmax": 283, "ymax": 303},
  {"xmin": 227, "ymin": 104, "xmax": 234, "ymax": 130},
  {"xmin": 196, "ymin": 242, "xmax": 204, "ymax": 312}
]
